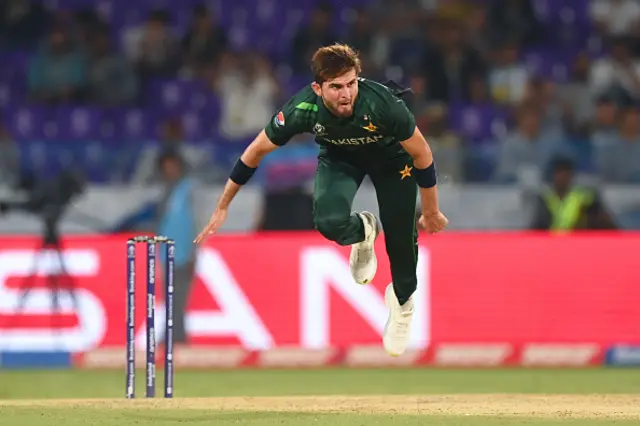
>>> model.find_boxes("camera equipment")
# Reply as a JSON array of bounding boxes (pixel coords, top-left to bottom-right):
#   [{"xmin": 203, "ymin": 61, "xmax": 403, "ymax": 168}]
[{"xmin": 0, "ymin": 170, "xmax": 87, "ymax": 336}]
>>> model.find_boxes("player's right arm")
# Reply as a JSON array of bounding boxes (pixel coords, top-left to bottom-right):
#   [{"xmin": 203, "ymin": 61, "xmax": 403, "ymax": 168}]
[
  {"xmin": 213, "ymin": 130, "xmax": 278, "ymax": 209},
  {"xmin": 193, "ymin": 130, "xmax": 278, "ymax": 244},
  {"xmin": 194, "ymin": 97, "xmax": 310, "ymax": 244}
]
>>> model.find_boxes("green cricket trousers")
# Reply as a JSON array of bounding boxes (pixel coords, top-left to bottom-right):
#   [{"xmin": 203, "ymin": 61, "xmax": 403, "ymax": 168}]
[{"xmin": 312, "ymin": 149, "xmax": 419, "ymax": 305}]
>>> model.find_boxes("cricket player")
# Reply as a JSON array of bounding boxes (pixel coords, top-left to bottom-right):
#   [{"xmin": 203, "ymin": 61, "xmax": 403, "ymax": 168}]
[{"xmin": 195, "ymin": 44, "xmax": 448, "ymax": 356}]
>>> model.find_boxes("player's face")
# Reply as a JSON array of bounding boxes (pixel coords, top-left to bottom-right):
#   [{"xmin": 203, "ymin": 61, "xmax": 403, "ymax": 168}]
[{"xmin": 319, "ymin": 69, "xmax": 359, "ymax": 117}]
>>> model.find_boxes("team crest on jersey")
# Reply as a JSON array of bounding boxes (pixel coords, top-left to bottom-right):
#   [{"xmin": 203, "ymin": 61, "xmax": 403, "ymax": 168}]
[
  {"xmin": 363, "ymin": 121, "xmax": 377, "ymax": 132},
  {"xmin": 274, "ymin": 111, "xmax": 285, "ymax": 127}
]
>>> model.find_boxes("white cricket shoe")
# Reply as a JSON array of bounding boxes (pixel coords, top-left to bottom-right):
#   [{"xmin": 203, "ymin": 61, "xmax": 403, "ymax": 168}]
[
  {"xmin": 349, "ymin": 211, "xmax": 380, "ymax": 285},
  {"xmin": 383, "ymin": 284, "xmax": 414, "ymax": 357}
]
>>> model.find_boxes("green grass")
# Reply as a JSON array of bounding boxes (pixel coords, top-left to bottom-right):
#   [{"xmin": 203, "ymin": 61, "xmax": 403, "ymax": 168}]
[
  {"xmin": 1, "ymin": 368, "xmax": 639, "ymax": 425},
  {"xmin": 1, "ymin": 368, "xmax": 640, "ymax": 398},
  {"xmin": 2, "ymin": 409, "xmax": 640, "ymax": 426}
]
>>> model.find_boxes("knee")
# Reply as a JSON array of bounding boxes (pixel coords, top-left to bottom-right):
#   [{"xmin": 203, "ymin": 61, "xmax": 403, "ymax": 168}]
[{"xmin": 314, "ymin": 213, "xmax": 351, "ymax": 243}]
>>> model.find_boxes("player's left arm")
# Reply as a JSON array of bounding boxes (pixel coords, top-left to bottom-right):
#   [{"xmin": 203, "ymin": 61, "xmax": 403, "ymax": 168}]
[
  {"xmin": 399, "ymin": 127, "xmax": 441, "ymax": 215},
  {"xmin": 383, "ymin": 97, "xmax": 447, "ymax": 231}
]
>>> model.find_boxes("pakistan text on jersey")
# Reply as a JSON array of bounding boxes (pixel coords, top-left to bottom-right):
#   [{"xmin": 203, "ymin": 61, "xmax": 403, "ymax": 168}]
[{"xmin": 321, "ymin": 135, "xmax": 385, "ymax": 146}]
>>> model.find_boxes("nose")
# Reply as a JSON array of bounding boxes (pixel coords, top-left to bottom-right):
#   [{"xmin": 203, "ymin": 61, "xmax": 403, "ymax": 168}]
[{"xmin": 339, "ymin": 87, "xmax": 351, "ymax": 97}]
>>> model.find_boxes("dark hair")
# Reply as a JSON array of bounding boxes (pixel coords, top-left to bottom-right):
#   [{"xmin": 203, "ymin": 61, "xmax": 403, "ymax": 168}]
[
  {"xmin": 311, "ymin": 43, "xmax": 362, "ymax": 84},
  {"xmin": 551, "ymin": 156, "xmax": 574, "ymax": 173},
  {"xmin": 157, "ymin": 149, "xmax": 184, "ymax": 170}
]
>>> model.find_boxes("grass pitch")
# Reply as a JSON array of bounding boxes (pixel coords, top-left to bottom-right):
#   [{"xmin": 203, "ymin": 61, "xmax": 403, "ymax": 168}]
[{"xmin": 1, "ymin": 368, "xmax": 639, "ymax": 425}]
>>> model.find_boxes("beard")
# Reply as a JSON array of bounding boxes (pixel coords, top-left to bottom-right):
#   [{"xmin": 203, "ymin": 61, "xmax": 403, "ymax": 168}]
[{"xmin": 324, "ymin": 97, "xmax": 356, "ymax": 117}]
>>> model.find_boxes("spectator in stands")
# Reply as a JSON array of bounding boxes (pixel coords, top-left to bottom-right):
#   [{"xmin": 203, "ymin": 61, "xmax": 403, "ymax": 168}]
[
  {"xmin": 156, "ymin": 150, "xmax": 197, "ymax": 346},
  {"xmin": 0, "ymin": 120, "xmax": 19, "ymax": 187},
  {"xmin": 422, "ymin": 21, "xmax": 486, "ymax": 102},
  {"xmin": 291, "ymin": 2, "xmax": 337, "ymax": 73},
  {"xmin": 114, "ymin": 150, "xmax": 198, "ymax": 345},
  {"xmin": 522, "ymin": 77, "xmax": 568, "ymax": 138},
  {"xmin": 406, "ymin": 73, "xmax": 431, "ymax": 114},
  {"xmin": 6, "ymin": 0, "xmax": 640, "ymax": 191},
  {"xmin": 590, "ymin": 94, "xmax": 619, "ymax": 147},
  {"xmin": 590, "ymin": 36, "xmax": 640, "ymax": 102},
  {"xmin": 343, "ymin": 9, "xmax": 385, "ymax": 78},
  {"xmin": 487, "ymin": 0, "xmax": 542, "ymax": 46},
  {"xmin": 530, "ymin": 157, "xmax": 617, "ymax": 231},
  {"xmin": 594, "ymin": 106, "xmax": 640, "ymax": 182},
  {"xmin": 0, "ymin": 0, "xmax": 51, "ymax": 49},
  {"xmin": 124, "ymin": 9, "xmax": 180, "ymax": 79},
  {"xmin": 464, "ymin": 3, "xmax": 492, "ymax": 60},
  {"xmin": 87, "ymin": 26, "xmax": 138, "ymax": 106},
  {"xmin": 27, "ymin": 25, "xmax": 86, "ymax": 104},
  {"xmin": 590, "ymin": 0, "xmax": 640, "ymax": 36},
  {"xmin": 371, "ymin": 0, "xmax": 423, "ymax": 42},
  {"xmin": 488, "ymin": 39, "xmax": 529, "ymax": 105},
  {"xmin": 433, "ymin": 0, "xmax": 476, "ymax": 22},
  {"xmin": 495, "ymin": 103, "xmax": 574, "ymax": 182},
  {"xmin": 133, "ymin": 117, "xmax": 216, "ymax": 184},
  {"xmin": 215, "ymin": 52, "xmax": 278, "ymax": 139},
  {"xmin": 344, "ymin": 8, "xmax": 373, "ymax": 55},
  {"xmin": 560, "ymin": 53, "xmax": 597, "ymax": 137},
  {"xmin": 72, "ymin": 8, "xmax": 105, "ymax": 52},
  {"xmin": 467, "ymin": 73, "xmax": 491, "ymax": 105},
  {"xmin": 182, "ymin": 4, "xmax": 228, "ymax": 78}
]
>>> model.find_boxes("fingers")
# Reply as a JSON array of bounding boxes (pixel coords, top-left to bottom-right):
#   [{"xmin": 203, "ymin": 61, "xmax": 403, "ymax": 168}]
[
  {"xmin": 418, "ymin": 216, "xmax": 448, "ymax": 234},
  {"xmin": 193, "ymin": 225, "xmax": 217, "ymax": 244}
]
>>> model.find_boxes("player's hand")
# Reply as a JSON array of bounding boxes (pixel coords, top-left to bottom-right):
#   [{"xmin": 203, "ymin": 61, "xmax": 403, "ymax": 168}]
[
  {"xmin": 418, "ymin": 211, "xmax": 448, "ymax": 234},
  {"xmin": 194, "ymin": 208, "xmax": 228, "ymax": 244}
]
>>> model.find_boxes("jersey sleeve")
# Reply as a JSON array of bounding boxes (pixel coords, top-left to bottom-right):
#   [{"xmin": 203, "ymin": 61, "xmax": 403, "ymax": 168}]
[
  {"xmin": 381, "ymin": 97, "xmax": 416, "ymax": 142},
  {"xmin": 264, "ymin": 99, "xmax": 311, "ymax": 146}
]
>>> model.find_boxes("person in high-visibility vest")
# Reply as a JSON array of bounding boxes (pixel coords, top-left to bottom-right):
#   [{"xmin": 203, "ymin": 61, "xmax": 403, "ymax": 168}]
[{"xmin": 530, "ymin": 157, "xmax": 617, "ymax": 231}]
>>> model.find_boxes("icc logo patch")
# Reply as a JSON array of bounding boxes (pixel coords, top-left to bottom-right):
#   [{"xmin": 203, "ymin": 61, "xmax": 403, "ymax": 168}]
[
  {"xmin": 313, "ymin": 123, "xmax": 326, "ymax": 135},
  {"xmin": 275, "ymin": 111, "xmax": 285, "ymax": 127}
]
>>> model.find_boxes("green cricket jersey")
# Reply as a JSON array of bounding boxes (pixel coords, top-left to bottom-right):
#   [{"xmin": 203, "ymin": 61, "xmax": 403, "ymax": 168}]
[{"xmin": 264, "ymin": 78, "xmax": 416, "ymax": 159}]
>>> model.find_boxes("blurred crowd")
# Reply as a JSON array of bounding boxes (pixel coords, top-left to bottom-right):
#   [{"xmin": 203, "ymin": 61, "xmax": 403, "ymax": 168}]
[{"xmin": 0, "ymin": 0, "xmax": 639, "ymax": 186}]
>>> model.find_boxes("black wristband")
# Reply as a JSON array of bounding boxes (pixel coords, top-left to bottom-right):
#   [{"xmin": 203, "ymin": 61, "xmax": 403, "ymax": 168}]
[
  {"xmin": 229, "ymin": 158, "xmax": 257, "ymax": 185},
  {"xmin": 414, "ymin": 162, "xmax": 437, "ymax": 188}
]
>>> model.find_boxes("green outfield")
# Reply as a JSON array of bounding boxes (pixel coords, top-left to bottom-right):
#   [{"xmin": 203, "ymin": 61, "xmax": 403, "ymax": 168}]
[{"xmin": 1, "ymin": 368, "xmax": 640, "ymax": 425}]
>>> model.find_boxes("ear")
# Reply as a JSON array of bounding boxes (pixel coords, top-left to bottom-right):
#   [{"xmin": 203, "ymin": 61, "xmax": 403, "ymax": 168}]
[{"xmin": 311, "ymin": 82, "xmax": 322, "ymax": 97}]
